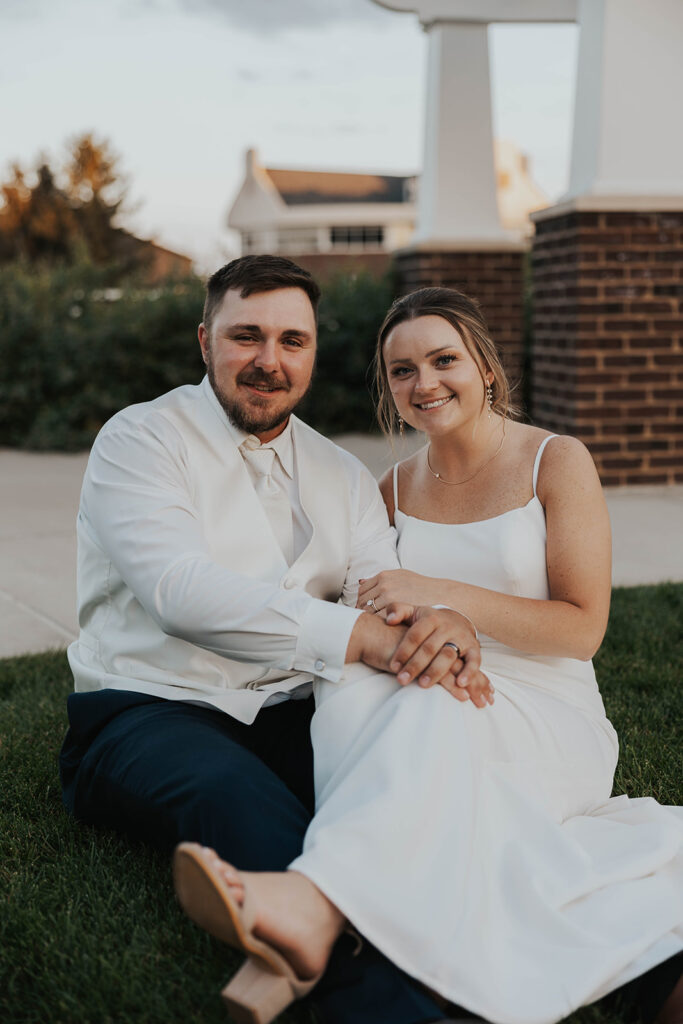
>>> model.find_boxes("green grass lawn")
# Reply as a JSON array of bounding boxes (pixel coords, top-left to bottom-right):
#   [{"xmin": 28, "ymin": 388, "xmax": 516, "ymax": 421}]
[{"xmin": 1, "ymin": 584, "xmax": 681, "ymax": 1024}]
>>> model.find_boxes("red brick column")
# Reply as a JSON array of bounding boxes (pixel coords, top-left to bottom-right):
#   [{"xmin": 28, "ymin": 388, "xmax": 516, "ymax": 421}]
[
  {"xmin": 394, "ymin": 244, "xmax": 527, "ymax": 393},
  {"xmin": 531, "ymin": 209, "xmax": 683, "ymax": 485}
]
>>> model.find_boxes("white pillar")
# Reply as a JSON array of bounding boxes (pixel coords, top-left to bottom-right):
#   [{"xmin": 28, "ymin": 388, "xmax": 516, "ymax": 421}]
[
  {"xmin": 371, "ymin": 1, "xmax": 577, "ymax": 244},
  {"xmin": 567, "ymin": 0, "xmax": 683, "ymax": 201},
  {"xmin": 417, "ymin": 22, "xmax": 507, "ymax": 243}
]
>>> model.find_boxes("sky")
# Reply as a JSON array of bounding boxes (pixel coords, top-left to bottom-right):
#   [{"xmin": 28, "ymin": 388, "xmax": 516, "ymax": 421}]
[{"xmin": 1, "ymin": 0, "xmax": 578, "ymax": 271}]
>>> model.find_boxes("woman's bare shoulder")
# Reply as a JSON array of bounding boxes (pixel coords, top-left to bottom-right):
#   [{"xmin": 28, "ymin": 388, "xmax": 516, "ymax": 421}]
[
  {"xmin": 504, "ymin": 422, "xmax": 589, "ymax": 464},
  {"xmin": 506, "ymin": 420, "xmax": 554, "ymax": 451},
  {"xmin": 378, "ymin": 449, "xmax": 425, "ymax": 522},
  {"xmin": 500, "ymin": 423, "xmax": 599, "ymax": 502},
  {"xmin": 532, "ymin": 432, "xmax": 602, "ymax": 503}
]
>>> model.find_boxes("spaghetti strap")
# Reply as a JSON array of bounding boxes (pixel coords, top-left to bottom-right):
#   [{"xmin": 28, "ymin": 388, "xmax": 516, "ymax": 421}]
[
  {"xmin": 392, "ymin": 463, "xmax": 400, "ymax": 512},
  {"xmin": 532, "ymin": 435, "xmax": 558, "ymax": 496}
]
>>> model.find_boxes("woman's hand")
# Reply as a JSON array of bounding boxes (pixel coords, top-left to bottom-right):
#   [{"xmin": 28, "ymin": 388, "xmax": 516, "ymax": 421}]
[
  {"xmin": 387, "ymin": 604, "xmax": 494, "ymax": 709},
  {"xmin": 357, "ymin": 570, "xmax": 445, "ymax": 613}
]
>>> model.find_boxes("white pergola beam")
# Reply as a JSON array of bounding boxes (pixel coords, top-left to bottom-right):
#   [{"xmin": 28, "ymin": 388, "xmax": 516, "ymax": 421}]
[{"xmin": 372, "ymin": 1, "xmax": 577, "ymax": 24}]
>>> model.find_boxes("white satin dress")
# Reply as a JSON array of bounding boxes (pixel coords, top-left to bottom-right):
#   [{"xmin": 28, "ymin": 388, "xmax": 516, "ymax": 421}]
[{"xmin": 289, "ymin": 437, "xmax": 683, "ymax": 1024}]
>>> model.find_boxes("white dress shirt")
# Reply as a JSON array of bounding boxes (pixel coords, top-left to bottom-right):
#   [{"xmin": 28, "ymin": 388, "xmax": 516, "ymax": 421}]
[{"xmin": 68, "ymin": 377, "xmax": 399, "ymax": 724}]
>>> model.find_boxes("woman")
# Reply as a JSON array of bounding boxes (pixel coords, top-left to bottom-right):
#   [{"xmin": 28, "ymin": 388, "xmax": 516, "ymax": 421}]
[{"xmin": 173, "ymin": 288, "xmax": 682, "ymax": 1024}]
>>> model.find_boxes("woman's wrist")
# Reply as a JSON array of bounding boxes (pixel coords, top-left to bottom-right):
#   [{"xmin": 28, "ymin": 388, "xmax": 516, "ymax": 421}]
[{"xmin": 432, "ymin": 603, "xmax": 479, "ymax": 641}]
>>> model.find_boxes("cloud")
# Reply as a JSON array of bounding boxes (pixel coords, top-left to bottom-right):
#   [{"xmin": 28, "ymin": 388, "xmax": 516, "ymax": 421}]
[
  {"xmin": 174, "ymin": 0, "xmax": 387, "ymax": 34},
  {"xmin": 331, "ymin": 122, "xmax": 364, "ymax": 135},
  {"xmin": 237, "ymin": 68, "xmax": 262, "ymax": 82},
  {"xmin": 275, "ymin": 119, "xmax": 366, "ymax": 138},
  {"xmin": 0, "ymin": 0, "xmax": 49, "ymax": 18}
]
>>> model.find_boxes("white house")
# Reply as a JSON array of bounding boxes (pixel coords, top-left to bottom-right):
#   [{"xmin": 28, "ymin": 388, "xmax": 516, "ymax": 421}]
[{"xmin": 227, "ymin": 145, "xmax": 547, "ymax": 260}]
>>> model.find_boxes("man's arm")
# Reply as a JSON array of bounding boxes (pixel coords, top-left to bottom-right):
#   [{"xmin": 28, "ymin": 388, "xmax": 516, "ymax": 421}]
[{"xmin": 82, "ymin": 416, "xmax": 361, "ymax": 684}]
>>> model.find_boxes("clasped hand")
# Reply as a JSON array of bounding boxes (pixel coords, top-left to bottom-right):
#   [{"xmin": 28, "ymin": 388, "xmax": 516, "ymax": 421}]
[{"xmin": 379, "ymin": 603, "xmax": 493, "ymax": 709}]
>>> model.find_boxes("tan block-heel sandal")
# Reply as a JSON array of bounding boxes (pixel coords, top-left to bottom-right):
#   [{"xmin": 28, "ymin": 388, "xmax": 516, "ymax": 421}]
[{"xmin": 173, "ymin": 842, "xmax": 321, "ymax": 1024}]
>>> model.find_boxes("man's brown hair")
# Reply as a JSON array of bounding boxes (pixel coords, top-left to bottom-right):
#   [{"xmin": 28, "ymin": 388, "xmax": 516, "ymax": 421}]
[{"xmin": 202, "ymin": 255, "xmax": 321, "ymax": 334}]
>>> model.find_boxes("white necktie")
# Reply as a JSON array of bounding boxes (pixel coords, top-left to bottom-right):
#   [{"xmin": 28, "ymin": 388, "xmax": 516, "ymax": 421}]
[{"xmin": 241, "ymin": 442, "xmax": 294, "ymax": 565}]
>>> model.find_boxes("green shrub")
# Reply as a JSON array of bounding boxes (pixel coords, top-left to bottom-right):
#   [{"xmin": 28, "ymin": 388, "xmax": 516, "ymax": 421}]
[
  {"xmin": 0, "ymin": 260, "xmax": 206, "ymax": 450},
  {"xmin": 299, "ymin": 269, "xmax": 395, "ymax": 434},
  {"xmin": 0, "ymin": 261, "xmax": 394, "ymax": 450}
]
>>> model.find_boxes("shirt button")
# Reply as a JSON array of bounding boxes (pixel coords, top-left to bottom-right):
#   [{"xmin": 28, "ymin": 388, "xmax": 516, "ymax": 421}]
[
  {"xmin": 283, "ymin": 578, "xmax": 297, "ymax": 589},
  {"xmin": 314, "ymin": 659, "xmax": 326, "ymax": 673}
]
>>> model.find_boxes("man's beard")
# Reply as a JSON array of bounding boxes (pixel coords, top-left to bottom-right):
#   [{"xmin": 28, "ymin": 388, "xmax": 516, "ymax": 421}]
[{"xmin": 206, "ymin": 350, "xmax": 312, "ymax": 436}]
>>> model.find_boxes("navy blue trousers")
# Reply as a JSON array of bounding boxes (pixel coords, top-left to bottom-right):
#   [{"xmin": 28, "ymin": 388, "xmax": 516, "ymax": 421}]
[{"xmin": 59, "ymin": 689, "xmax": 448, "ymax": 1024}]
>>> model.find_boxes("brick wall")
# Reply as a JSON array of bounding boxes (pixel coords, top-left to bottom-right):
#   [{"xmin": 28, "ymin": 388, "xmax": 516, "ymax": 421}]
[
  {"xmin": 394, "ymin": 247, "xmax": 527, "ymax": 395},
  {"xmin": 531, "ymin": 210, "xmax": 683, "ymax": 485}
]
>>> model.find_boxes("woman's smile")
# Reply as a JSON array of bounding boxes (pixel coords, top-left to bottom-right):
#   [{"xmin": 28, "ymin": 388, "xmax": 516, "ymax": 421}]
[{"xmin": 413, "ymin": 394, "xmax": 455, "ymax": 411}]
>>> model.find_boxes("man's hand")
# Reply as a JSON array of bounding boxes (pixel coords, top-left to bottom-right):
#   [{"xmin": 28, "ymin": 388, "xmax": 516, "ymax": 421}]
[
  {"xmin": 345, "ymin": 613, "xmax": 407, "ymax": 673},
  {"xmin": 386, "ymin": 604, "xmax": 493, "ymax": 708}
]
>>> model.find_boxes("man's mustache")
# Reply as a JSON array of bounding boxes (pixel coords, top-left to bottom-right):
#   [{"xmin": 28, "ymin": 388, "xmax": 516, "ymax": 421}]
[{"xmin": 237, "ymin": 370, "xmax": 290, "ymax": 391}]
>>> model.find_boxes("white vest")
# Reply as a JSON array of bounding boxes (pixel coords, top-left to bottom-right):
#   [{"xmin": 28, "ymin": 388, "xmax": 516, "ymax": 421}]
[{"xmin": 68, "ymin": 380, "xmax": 363, "ymax": 723}]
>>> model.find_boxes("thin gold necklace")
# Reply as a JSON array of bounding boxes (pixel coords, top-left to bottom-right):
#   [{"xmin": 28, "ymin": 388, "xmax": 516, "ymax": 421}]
[{"xmin": 426, "ymin": 423, "xmax": 506, "ymax": 486}]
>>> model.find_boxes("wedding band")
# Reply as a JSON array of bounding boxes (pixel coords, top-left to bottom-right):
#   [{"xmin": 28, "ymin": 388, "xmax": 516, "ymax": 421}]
[
  {"xmin": 442, "ymin": 641, "xmax": 460, "ymax": 656},
  {"xmin": 366, "ymin": 598, "xmax": 378, "ymax": 612}
]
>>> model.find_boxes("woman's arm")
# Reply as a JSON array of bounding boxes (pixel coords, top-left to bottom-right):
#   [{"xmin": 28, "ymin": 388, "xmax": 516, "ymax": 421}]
[{"xmin": 359, "ymin": 438, "xmax": 612, "ymax": 660}]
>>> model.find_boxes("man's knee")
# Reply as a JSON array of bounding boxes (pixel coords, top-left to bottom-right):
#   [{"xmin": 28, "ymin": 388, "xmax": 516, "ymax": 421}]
[
  {"xmin": 64, "ymin": 723, "xmax": 311, "ymax": 869},
  {"xmin": 173, "ymin": 766, "xmax": 311, "ymax": 868}
]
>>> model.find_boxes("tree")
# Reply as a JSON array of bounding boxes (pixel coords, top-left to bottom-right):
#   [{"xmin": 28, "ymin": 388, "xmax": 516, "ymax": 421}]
[
  {"xmin": 0, "ymin": 133, "xmax": 146, "ymax": 270},
  {"xmin": 66, "ymin": 133, "xmax": 123, "ymax": 204},
  {"xmin": 65, "ymin": 134, "xmax": 138, "ymax": 264},
  {"xmin": 0, "ymin": 161, "xmax": 75, "ymax": 262}
]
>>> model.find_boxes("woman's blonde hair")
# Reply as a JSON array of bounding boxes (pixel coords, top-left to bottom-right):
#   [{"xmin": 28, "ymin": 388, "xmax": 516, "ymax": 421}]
[{"xmin": 373, "ymin": 286, "xmax": 517, "ymax": 435}]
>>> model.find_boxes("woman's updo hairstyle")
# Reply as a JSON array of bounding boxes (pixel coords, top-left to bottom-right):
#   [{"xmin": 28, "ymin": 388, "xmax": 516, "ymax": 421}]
[{"xmin": 373, "ymin": 286, "xmax": 517, "ymax": 435}]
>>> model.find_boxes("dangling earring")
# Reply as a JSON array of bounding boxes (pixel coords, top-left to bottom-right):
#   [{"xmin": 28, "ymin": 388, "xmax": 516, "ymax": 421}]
[
  {"xmin": 398, "ymin": 416, "xmax": 405, "ymax": 438},
  {"xmin": 486, "ymin": 379, "xmax": 493, "ymax": 421}
]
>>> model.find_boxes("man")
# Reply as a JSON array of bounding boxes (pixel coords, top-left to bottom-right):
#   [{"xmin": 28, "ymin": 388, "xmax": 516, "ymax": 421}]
[{"xmin": 60, "ymin": 255, "xmax": 484, "ymax": 1024}]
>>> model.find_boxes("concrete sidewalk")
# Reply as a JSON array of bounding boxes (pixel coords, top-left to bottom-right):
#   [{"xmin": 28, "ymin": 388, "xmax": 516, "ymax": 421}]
[{"xmin": 2, "ymin": 442, "xmax": 682, "ymax": 660}]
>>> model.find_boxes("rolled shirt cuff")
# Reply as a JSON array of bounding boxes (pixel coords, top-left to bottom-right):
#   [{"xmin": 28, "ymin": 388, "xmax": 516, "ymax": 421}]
[{"xmin": 294, "ymin": 600, "xmax": 363, "ymax": 682}]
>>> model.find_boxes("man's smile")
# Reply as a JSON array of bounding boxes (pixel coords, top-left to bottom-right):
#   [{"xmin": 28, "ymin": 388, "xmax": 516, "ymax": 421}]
[{"xmin": 239, "ymin": 375, "xmax": 290, "ymax": 396}]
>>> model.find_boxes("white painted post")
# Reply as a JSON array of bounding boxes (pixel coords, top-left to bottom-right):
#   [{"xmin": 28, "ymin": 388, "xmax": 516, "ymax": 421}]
[
  {"xmin": 370, "ymin": 0, "xmax": 577, "ymax": 244},
  {"xmin": 417, "ymin": 21, "xmax": 504, "ymax": 242},
  {"xmin": 567, "ymin": 0, "xmax": 683, "ymax": 202}
]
